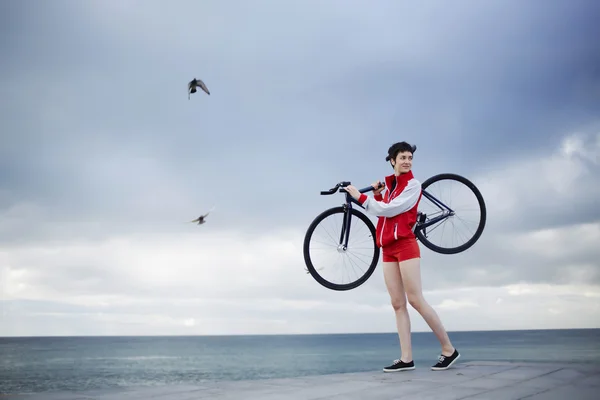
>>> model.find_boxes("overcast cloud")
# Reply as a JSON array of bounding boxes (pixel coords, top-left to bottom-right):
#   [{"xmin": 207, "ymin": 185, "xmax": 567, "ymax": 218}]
[{"xmin": 1, "ymin": 0, "xmax": 600, "ymax": 336}]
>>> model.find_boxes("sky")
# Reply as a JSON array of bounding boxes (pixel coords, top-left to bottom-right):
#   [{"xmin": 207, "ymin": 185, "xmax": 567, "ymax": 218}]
[{"xmin": 1, "ymin": 0, "xmax": 599, "ymax": 336}]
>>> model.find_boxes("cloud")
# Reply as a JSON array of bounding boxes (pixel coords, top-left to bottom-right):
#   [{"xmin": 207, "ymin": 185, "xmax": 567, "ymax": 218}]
[
  {"xmin": 3, "ymin": 129, "xmax": 600, "ymax": 335},
  {"xmin": 3, "ymin": 0, "xmax": 600, "ymax": 236},
  {"xmin": 435, "ymin": 299, "xmax": 480, "ymax": 311},
  {"xmin": 473, "ymin": 130, "xmax": 600, "ymax": 232},
  {"xmin": 3, "ymin": 280, "xmax": 599, "ymax": 336},
  {"xmin": 414, "ymin": 130, "xmax": 600, "ymax": 292},
  {"xmin": 1, "ymin": 0, "xmax": 600, "ymax": 335}
]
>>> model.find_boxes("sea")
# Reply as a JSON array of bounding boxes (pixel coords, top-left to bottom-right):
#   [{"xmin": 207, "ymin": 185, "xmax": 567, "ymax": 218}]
[{"xmin": 1, "ymin": 329, "xmax": 599, "ymax": 395}]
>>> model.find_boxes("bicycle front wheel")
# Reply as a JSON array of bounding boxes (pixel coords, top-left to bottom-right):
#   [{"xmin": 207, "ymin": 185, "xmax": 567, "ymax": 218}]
[
  {"xmin": 303, "ymin": 206, "xmax": 380, "ymax": 291},
  {"xmin": 415, "ymin": 173, "xmax": 487, "ymax": 254}
]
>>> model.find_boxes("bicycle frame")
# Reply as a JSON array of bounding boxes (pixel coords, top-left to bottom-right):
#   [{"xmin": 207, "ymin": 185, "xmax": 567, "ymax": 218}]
[
  {"xmin": 414, "ymin": 190, "xmax": 456, "ymax": 234},
  {"xmin": 340, "ymin": 185, "xmax": 376, "ymax": 250},
  {"xmin": 320, "ymin": 181, "xmax": 456, "ymax": 249}
]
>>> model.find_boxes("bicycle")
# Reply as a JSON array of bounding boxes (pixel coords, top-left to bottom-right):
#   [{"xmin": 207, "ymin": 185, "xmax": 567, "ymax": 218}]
[{"xmin": 303, "ymin": 173, "xmax": 487, "ymax": 291}]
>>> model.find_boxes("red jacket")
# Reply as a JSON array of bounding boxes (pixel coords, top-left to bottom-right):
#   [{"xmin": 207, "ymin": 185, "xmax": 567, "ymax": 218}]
[{"xmin": 357, "ymin": 170, "xmax": 422, "ymax": 248}]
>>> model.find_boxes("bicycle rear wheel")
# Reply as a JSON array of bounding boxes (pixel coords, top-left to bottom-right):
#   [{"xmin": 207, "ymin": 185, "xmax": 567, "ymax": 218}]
[
  {"xmin": 415, "ymin": 173, "xmax": 486, "ymax": 254},
  {"xmin": 303, "ymin": 206, "xmax": 379, "ymax": 291}
]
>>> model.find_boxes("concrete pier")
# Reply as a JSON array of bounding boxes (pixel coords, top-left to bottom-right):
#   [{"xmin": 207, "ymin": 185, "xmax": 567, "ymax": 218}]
[{"xmin": 3, "ymin": 361, "xmax": 599, "ymax": 399}]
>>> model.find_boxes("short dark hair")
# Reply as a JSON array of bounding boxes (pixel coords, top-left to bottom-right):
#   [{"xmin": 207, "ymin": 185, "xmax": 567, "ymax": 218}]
[{"xmin": 385, "ymin": 141, "xmax": 417, "ymax": 162}]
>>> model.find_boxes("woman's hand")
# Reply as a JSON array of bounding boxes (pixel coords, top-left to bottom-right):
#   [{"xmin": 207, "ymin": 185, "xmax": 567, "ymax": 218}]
[
  {"xmin": 372, "ymin": 180, "xmax": 385, "ymax": 195},
  {"xmin": 344, "ymin": 185, "xmax": 361, "ymax": 200},
  {"xmin": 346, "ymin": 181, "xmax": 384, "ymax": 200}
]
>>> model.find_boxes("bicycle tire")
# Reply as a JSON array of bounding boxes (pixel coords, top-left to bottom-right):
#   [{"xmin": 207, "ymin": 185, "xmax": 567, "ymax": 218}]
[
  {"xmin": 415, "ymin": 173, "xmax": 487, "ymax": 254},
  {"xmin": 303, "ymin": 206, "xmax": 380, "ymax": 291}
]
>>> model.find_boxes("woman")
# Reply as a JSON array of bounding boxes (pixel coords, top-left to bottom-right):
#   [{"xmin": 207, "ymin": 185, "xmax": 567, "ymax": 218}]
[{"xmin": 344, "ymin": 141, "xmax": 460, "ymax": 372}]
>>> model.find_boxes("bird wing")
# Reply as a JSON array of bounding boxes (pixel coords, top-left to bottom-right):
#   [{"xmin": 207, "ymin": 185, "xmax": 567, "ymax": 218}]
[
  {"xmin": 197, "ymin": 79, "xmax": 210, "ymax": 95},
  {"xmin": 202, "ymin": 204, "xmax": 216, "ymax": 218}
]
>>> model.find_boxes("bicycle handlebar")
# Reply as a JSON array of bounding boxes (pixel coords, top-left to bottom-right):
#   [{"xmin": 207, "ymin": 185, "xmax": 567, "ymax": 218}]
[{"xmin": 320, "ymin": 181, "xmax": 384, "ymax": 195}]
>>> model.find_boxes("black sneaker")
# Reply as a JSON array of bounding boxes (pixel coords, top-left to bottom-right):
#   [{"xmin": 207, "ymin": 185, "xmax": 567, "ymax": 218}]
[
  {"xmin": 431, "ymin": 349, "xmax": 460, "ymax": 370},
  {"xmin": 383, "ymin": 359, "xmax": 415, "ymax": 372}
]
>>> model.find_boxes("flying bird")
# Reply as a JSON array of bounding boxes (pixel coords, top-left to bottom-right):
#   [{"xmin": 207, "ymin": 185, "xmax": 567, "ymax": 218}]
[
  {"xmin": 189, "ymin": 205, "xmax": 215, "ymax": 225},
  {"xmin": 188, "ymin": 78, "xmax": 210, "ymax": 99}
]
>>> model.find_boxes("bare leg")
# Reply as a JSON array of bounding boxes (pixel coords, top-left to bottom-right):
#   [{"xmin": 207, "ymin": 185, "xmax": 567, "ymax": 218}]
[
  {"xmin": 400, "ymin": 257, "xmax": 455, "ymax": 355},
  {"xmin": 382, "ymin": 261, "xmax": 412, "ymax": 362}
]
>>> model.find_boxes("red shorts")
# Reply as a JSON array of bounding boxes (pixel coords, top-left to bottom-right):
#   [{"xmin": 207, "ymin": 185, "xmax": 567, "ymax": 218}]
[{"xmin": 382, "ymin": 238, "xmax": 421, "ymax": 263}]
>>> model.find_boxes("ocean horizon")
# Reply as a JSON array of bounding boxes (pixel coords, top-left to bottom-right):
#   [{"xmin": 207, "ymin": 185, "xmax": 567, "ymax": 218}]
[
  {"xmin": 2, "ymin": 328, "xmax": 599, "ymax": 395},
  {"xmin": 2, "ymin": 326, "xmax": 599, "ymax": 337}
]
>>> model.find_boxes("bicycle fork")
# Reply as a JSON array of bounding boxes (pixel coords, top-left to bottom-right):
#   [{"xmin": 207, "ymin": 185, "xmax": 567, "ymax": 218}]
[{"xmin": 338, "ymin": 203, "xmax": 352, "ymax": 252}]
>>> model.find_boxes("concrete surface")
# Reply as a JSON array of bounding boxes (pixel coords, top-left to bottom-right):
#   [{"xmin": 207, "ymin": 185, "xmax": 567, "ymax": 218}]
[{"xmin": 2, "ymin": 361, "xmax": 599, "ymax": 399}]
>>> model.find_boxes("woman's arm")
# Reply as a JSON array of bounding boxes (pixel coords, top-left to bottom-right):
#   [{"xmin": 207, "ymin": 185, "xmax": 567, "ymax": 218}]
[{"xmin": 357, "ymin": 179, "xmax": 421, "ymax": 218}]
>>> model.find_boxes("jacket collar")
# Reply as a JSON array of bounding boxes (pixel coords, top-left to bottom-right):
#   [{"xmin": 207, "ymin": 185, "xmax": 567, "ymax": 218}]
[{"xmin": 385, "ymin": 170, "xmax": 414, "ymax": 189}]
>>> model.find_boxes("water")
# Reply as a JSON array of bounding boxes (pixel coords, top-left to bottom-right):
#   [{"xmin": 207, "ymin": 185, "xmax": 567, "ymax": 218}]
[{"xmin": 1, "ymin": 329, "xmax": 599, "ymax": 395}]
